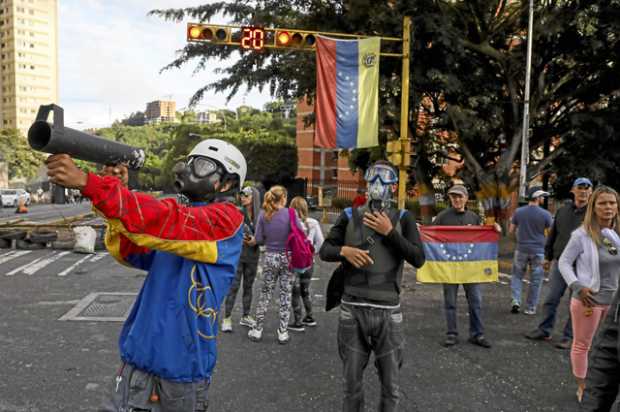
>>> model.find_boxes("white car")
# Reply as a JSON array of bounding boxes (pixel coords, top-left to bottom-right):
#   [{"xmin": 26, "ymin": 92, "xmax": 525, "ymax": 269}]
[{"xmin": 0, "ymin": 189, "xmax": 31, "ymax": 207}]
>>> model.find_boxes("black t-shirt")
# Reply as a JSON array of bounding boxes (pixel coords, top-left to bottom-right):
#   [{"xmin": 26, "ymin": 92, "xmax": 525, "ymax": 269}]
[{"xmin": 433, "ymin": 208, "xmax": 482, "ymax": 226}]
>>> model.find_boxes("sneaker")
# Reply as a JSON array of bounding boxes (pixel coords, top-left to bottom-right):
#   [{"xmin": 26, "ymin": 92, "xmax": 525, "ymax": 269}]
[
  {"xmin": 524, "ymin": 329, "xmax": 551, "ymax": 341},
  {"xmin": 239, "ymin": 315, "xmax": 256, "ymax": 328},
  {"xmin": 248, "ymin": 327, "xmax": 263, "ymax": 342},
  {"xmin": 523, "ymin": 308, "xmax": 536, "ymax": 316},
  {"xmin": 288, "ymin": 321, "xmax": 305, "ymax": 332},
  {"xmin": 511, "ymin": 304, "xmax": 520, "ymax": 314},
  {"xmin": 277, "ymin": 327, "xmax": 290, "ymax": 344},
  {"xmin": 468, "ymin": 335, "xmax": 492, "ymax": 349},
  {"xmin": 221, "ymin": 317, "xmax": 233, "ymax": 333},
  {"xmin": 554, "ymin": 338, "xmax": 572, "ymax": 350},
  {"xmin": 302, "ymin": 315, "xmax": 317, "ymax": 327},
  {"xmin": 443, "ymin": 335, "xmax": 458, "ymax": 347}
]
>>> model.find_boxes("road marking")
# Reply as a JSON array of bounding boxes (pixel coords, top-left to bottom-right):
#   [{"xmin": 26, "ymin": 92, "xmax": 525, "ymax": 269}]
[
  {"xmin": 311, "ymin": 277, "xmax": 320, "ymax": 281},
  {"xmin": 23, "ymin": 251, "xmax": 71, "ymax": 275},
  {"xmin": 58, "ymin": 254, "xmax": 92, "ymax": 277},
  {"xmin": 6, "ymin": 252, "xmax": 54, "ymax": 276},
  {"xmin": 0, "ymin": 250, "xmax": 33, "ymax": 265},
  {"xmin": 89, "ymin": 252, "xmax": 108, "ymax": 263}
]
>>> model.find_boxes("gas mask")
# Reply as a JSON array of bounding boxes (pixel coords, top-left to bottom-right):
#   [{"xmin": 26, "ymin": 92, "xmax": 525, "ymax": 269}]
[
  {"xmin": 173, "ymin": 156, "xmax": 225, "ymax": 202},
  {"xmin": 364, "ymin": 163, "xmax": 398, "ymax": 211}
]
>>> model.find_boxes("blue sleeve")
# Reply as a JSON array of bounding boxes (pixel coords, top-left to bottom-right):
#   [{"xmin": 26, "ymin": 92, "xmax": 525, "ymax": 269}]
[
  {"xmin": 545, "ymin": 211, "xmax": 553, "ymax": 228},
  {"xmin": 511, "ymin": 210, "xmax": 519, "ymax": 225}
]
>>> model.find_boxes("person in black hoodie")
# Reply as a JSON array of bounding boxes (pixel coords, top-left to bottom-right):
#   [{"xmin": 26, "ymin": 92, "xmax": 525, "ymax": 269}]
[{"xmin": 320, "ymin": 160, "xmax": 425, "ymax": 412}]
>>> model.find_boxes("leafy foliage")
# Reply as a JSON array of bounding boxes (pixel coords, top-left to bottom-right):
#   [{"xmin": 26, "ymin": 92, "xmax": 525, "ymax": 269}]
[{"xmin": 0, "ymin": 128, "xmax": 46, "ymax": 181}]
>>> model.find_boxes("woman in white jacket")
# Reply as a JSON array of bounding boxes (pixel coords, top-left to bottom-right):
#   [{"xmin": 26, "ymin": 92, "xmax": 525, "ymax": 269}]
[
  {"xmin": 559, "ymin": 185, "xmax": 620, "ymax": 402},
  {"xmin": 288, "ymin": 196, "xmax": 324, "ymax": 331}
]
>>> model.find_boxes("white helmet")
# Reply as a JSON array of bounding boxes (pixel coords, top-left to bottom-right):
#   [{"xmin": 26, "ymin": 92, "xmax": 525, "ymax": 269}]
[{"xmin": 188, "ymin": 139, "xmax": 247, "ymax": 189}]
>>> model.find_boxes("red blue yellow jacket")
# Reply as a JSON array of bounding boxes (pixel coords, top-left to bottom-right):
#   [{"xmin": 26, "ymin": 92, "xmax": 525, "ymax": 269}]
[{"xmin": 82, "ymin": 173, "xmax": 244, "ymax": 382}]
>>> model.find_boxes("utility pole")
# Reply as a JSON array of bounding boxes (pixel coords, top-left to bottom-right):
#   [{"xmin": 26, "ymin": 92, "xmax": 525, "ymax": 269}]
[{"xmin": 519, "ymin": 0, "xmax": 534, "ymax": 200}]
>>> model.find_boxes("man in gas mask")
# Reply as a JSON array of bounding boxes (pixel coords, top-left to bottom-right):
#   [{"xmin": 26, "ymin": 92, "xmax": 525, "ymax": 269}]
[
  {"xmin": 45, "ymin": 138, "xmax": 246, "ymax": 411},
  {"xmin": 320, "ymin": 160, "xmax": 426, "ymax": 412}
]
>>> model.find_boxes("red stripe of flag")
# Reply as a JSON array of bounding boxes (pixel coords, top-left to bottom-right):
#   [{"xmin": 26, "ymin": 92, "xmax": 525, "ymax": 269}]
[
  {"xmin": 315, "ymin": 37, "xmax": 337, "ymax": 148},
  {"xmin": 419, "ymin": 226, "xmax": 500, "ymax": 243}
]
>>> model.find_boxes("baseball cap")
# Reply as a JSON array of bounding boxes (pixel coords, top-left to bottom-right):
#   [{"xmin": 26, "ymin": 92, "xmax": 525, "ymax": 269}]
[
  {"xmin": 447, "ymin": 184, "xmax": 468, "ymax": 197},
  {"xmin": 572, "ymin": 177, "xmax": 593, "ymax": 188},
  {"xmin": 240, "ymin": 186, "xmax": 253, "ymax": 196},
  {"xmin": 528, "ymin": 187, "xmax": 550, "ymax": 200}
]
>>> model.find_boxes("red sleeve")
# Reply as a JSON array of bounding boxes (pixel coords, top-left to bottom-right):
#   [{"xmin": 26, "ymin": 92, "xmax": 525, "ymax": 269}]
[{"xmin": 82, "ymin": 172, "xmax": 243, "ymax": 242}]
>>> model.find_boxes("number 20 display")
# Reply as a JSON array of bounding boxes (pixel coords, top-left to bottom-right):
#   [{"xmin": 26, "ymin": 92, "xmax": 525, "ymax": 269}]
[{"xmin": 241, "ymin": 27, "xmax": 264, "ymax": 50}]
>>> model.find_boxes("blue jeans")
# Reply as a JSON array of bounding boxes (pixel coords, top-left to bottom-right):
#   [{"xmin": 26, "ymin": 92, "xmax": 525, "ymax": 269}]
[
  {"xmin": 510, "ymin": 250, "xmax": 545, "ymax": 310},
  {"xmin": 443, "ymin": 283, "xmax": 484, "ymax": 338},
  {"xmin": 338, "ymin": 303, "xmax": 404, "ymax": 412},
  {"xmin": 536, "ymin": 260, "xmax": 573, "ymax": 339}
]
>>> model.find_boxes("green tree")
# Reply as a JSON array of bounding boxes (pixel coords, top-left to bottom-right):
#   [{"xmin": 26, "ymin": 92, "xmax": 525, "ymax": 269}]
[
  {"xmin": 151, "ymin": 0, "xmax": 620, "ymax": 221},
  {"xmin": 0, "ymin": 129, "xmax": 45, "ymax": 181}
]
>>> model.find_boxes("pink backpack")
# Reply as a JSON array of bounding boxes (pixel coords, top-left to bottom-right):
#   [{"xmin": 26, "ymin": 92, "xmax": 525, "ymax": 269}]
[{"xmin": 286, "ymin": 208, "xmax": 314, "ymax": 272}]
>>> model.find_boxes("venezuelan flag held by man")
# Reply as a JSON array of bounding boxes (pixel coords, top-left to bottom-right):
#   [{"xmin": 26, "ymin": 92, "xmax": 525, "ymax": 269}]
[
  {"xmin": 417, "ymin": 226, "xmax": 500, "ymax": 283},
  {"xmin": 315, "ymin": 35, "xmax": 380, "ymax": 149}
]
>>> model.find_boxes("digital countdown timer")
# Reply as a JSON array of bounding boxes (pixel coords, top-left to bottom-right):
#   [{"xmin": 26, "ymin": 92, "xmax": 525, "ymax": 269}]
[{"xmin": 241, "ymin": 27, "xmax": 265, "ymax": 51}]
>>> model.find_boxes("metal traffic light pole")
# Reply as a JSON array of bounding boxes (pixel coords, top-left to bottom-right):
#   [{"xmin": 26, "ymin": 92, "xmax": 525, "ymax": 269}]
[{"xmin": 186, "ymin": 18, "xmax": 412, "ymax": 208}]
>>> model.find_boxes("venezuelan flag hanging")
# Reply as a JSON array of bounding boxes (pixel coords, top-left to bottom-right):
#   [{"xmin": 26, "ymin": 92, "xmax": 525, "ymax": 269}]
[
  {"xmin": 417, "ymin": 226, "xmax": 500, "ymax": 284},
  {"xmin": 315, "ymin": 36, "xmax": 380, "ymax": 149}
]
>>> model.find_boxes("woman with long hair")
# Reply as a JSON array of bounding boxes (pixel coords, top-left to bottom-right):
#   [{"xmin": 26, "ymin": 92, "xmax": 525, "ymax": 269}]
[
  {"xmin": 288, "ymin": 196, "xmax": 324, "ymax": 331},
  {"xmin": 559, "ymin": 185, "xmax": 620, "ymax": 402},
  {"xmin": 248, "ymin": 185, "xmax": 304, "ymax": 344},
  {"xmin": 221, "ymin": 186, "xmax": 261, "ymax": 333}
]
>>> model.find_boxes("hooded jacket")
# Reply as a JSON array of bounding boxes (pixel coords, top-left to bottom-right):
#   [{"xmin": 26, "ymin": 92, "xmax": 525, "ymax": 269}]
[{"xmin": 82, "ymin": 173, "xmax": 243, "ymax": 383}]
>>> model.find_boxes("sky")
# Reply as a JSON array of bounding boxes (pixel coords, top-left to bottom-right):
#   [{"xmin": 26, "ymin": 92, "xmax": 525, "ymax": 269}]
[{"xmin": 58, "ymin": 0, "xmax": 273, "ymax": 129}]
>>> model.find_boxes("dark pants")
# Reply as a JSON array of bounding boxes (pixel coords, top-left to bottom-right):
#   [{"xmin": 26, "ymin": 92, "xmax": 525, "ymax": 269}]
[
  {"xmin": 224, "ymin": 260, "xmax": 258, "ymax": 318},
  {"xmin": 537, "ymin": 260, "xmax": 573, "ymax": 339},
  {"xmin": 99, "ymin": 363, "xmax": 209, "ymax": 411},
  {"xmin": 443, "ymin": 283, "xmax": 484, "ymax": 338},
  {"xmin": 292, "ymin": 266, "xmax": 313, "ymax": 321},
  {"xmin": 581, "ymin": 300, "xmax": 620, "ymax": 411},
  {"xmin": 338, "ymin": 303, "xmax": 404, "ymax": 412}
]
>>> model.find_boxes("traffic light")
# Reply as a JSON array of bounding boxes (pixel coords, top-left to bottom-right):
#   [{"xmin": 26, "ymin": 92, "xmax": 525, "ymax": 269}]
[
  {"xmin": 386, "ymin": 139, "xmax": 414, "ymax": 167},
  {"xmin": 274, "ymin": 30, "xmax": 316, "ymax": 49},
  {"xmin": 187, "ymin": 24, "xmax": 231, "ymax": 44}
]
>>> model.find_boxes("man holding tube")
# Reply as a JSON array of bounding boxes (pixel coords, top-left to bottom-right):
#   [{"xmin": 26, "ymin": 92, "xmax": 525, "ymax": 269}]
[{"xmin": 45, "ymin": 139, "xmax": 247, "ymax": 411}]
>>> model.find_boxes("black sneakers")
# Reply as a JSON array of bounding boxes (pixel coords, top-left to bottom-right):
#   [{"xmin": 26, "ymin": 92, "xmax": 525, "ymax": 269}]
[
  {"xmin": 468, "ymin": 335, "xmax": 492, "ymax": 348},
  {"xmin": 511, "ymin": 304, "xmax": 520, "ymax": 314},
  {"xmin": 525, "ymin": 329, "xmax": 552, "ymax": 341},
  {"xmin": 288, "ymin": 321, "xmax": 305, "ymax": 332},
  {"xmin": 302, "ymin": 315, "xmax": 317, "ymax": 327},
  {"xmin": 443, "ymin": 335, "xmax": 458, "ymax": 347}
]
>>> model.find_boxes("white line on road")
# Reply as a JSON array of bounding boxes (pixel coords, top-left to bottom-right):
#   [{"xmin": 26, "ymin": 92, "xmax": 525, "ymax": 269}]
[
  {"xmin": 6, "ymin": 252, "xmax": 55, "ymax": 276},
  {"xmin": 23, "ymin": 251, "xmax": 71, "ymax": 275},
  {"xmin": 89, "ymin": 252, "xmax": 108, "ymax": 263},
  {"xmin": 0, "ymin": 250, "xmax": 33, "ymax": 267},
  {"xmin": 58, "ymin": 254, "xmax": 92, "ymax": 277}
]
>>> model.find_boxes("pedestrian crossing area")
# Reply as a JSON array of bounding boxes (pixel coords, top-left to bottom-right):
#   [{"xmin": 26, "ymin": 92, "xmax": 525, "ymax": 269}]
[{"xmin": 0, "ymin": 249, "xmax": 111, "ymax": 277}]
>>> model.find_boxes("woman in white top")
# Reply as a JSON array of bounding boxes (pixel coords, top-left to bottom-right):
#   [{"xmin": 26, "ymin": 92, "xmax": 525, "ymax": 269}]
[
  {"xmin": 559, "ymin": 185, "xmax": 620, "ymax": 402},
  {"xmin": 288, "ymin": 196, "xmax": 324, "ymax": 331}
]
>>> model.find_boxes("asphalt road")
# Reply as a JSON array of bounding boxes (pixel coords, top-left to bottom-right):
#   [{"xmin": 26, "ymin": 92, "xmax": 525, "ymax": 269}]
[
  {"xmin": 0, "ymin": 238, "xmax": 580, "ymax": 412},
  {"xmin": 0, "ymin": 202, "xmax": 95, "ymax": 224}
]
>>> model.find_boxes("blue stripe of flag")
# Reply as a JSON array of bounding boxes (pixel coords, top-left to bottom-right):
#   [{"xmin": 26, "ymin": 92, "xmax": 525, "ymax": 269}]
[
  {"xmin": 423, "ymin": 242, "xmax": 498, "ymax": 262},
  {"xmin": 335, "ymin": 40, "xmax": 359, "ymax": 149}
]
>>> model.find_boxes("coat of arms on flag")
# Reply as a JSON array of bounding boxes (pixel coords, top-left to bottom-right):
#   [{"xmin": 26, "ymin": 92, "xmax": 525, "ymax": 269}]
[
  {"xmin": 416, "ymin": 226, "xmax": 500, "ymax": 284},
  {"xmin": 314, "ymin": 36, "xmax": 380, "ymax": 149}
]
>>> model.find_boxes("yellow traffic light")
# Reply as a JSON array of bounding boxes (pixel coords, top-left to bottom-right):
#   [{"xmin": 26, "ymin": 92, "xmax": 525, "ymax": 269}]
[
  {"xmin": 187, "ymin": 24, "xmax": 230, "ymax": 43},
  {"xmin": 275, "ymin": 30, "xmax": 316, "ymax": 48}
]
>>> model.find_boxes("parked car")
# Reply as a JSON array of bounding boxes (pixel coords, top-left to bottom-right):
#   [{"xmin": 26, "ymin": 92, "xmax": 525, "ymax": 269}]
[{"xmin": 0, "ymin": 189, "xmax": 31, "ymax": 207}]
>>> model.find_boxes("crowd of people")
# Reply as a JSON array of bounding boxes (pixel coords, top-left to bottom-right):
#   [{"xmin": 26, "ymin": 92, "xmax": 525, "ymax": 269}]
[{"xmin": 43, "ymin": 137, "xmax": 620, "ymax": 411}]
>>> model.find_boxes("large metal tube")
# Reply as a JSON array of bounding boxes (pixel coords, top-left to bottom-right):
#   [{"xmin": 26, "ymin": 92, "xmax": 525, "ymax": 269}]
[{"xmin": 27, "ymin": 104, "xmax": 145, "ymax": 170}]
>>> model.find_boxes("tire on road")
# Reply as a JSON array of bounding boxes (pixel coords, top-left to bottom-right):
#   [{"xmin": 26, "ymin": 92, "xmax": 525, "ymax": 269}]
[
  {"xmin": 29, "ymin": 231, "xmax": 58, "ymax": 243},
  {"xmin": 16, "ymin": 239, "xmax": 46, "ymax": 250},
  {"xmin": 0, "ymin": 230, "xmax": 27, "ymax": 241}
]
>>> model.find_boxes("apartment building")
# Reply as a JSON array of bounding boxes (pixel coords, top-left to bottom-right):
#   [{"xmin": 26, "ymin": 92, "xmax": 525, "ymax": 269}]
[
  {"xmin": 0, "ymin": 0, "xmax": 58, "ymax": 137},
  {"xmin": 145, "ymin": 100, "xmax": 176, "ymax": 124}
]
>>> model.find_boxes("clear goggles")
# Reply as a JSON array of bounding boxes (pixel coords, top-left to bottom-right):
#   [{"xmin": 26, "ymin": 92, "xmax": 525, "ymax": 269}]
[
  {"xmin": 188, "ymin": 156, "xmax": 218, "ymax": 178},
  {"xmin": 364, "ymin": 164, "xmax": 398, "ymax": 184}
]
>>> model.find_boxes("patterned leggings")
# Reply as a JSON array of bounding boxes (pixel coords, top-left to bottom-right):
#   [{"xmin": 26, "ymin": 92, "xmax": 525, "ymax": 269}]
[{"xmin": 254, "ymin": 251, "xmax": 293, "ymax": 331}]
